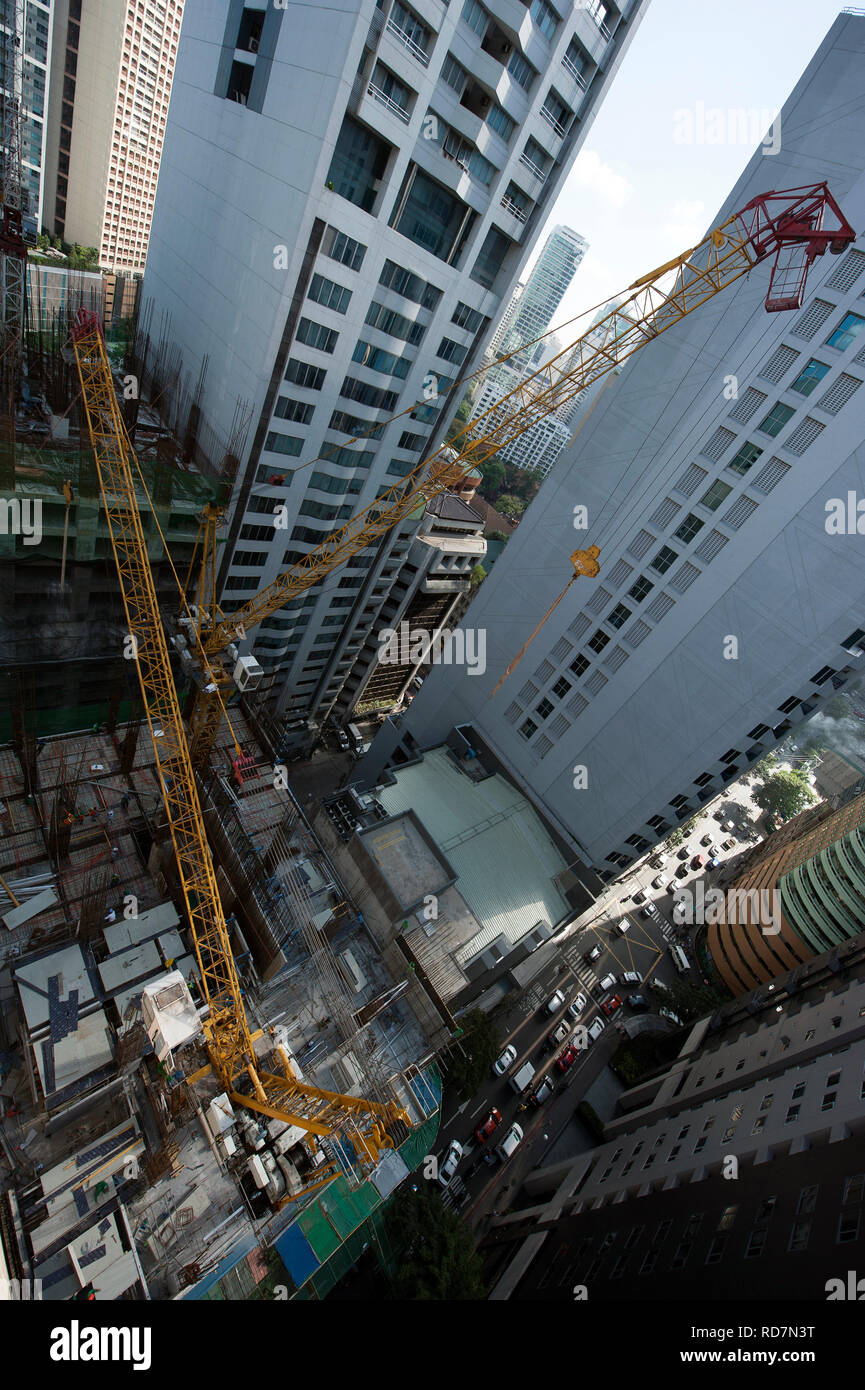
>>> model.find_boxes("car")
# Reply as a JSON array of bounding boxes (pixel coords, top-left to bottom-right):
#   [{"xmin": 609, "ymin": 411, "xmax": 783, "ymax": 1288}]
[
  {"xmin": 474, "ymin": 1108, "xmax": 503, "ymax": 1144},
  {"xmin": 601, "ymin": 993, "xmax": 623, "ymax": 1017},
  {"xmin": 616, "ymin": 917, "xmax": 632, "ymax": 935},
  {"xmin": 700, "ymin": 833, "xmax": 713, "ymax": 847},
  {"xmin": 675, "ymin": 863, "xmax": 689, "ymax": 879},
  {"xmin": 492, "ymin": 1044, "xmax": 517, "ymax": 1076},
  {"xmin": 620, "ymin": 970, "xmax": 641, "ymax": 986},
  {"xmin": 649, "ymin": 854, "xmax": 666, "ymax": 869},
  {"xmin": 690, "ymin": 854, "xmax": 705, "ymax": 870},
  {"xmin": 713, "ymin": 809, "xmax": 725, "ymax": 822},
  {"xmin": 584, "ymin": 943, "xmax": 602, "ymax": 963},
  {"xmin": 336, "ymin": 730, "xmax": 350, "ymax": 751},
  {"xmin": 705, "ymin": 843, "xmax": 721, "ymax": 857},
  {"xmin": 495, "ymin": 1123, "xmax": 523, "ymax": 1162},
  {"xmin": 652, "ymin": 874, "xmax": 666, "ymax": 890},
  {"xmin": 641, "ymin": 902, "xmax": 662, "ymax": 922},
  {"xmin": 676, "ymin": 846, "xmax": 690, "ymax": 860},
  {"xmin": 438, "ymin": 1139, "xmax": 464, "ymax": 1186},
  {"xmin": 544, "ymin": 989, "xmax": 566, "ymax": 1015},
  {"xmin": 665, "ymin": 879, "xmax": 678, "ymax": 894},
  {"xmin": 587, "ymin": 1017, "xmax": 606, "ymax": 1041},
  {"xmin": 659, "ymin": 1006, "xmax": 683, "ymax": 1026},
  {"xmin": 547, "ymin": 1018, "xmax": 571, "ymax": 1050},
  {"xmin": 627, "ymin": 993, "xmax": 650, "ymax": 1012},
  {"xmin": 599, "ymin": 972, "xmax": 618, "ymax": 991},
  {"xmin": 647, "ymin": 977, "xmax": 672, "ymax": 995},
  {"xmin": 721, "ymin": 820, "xmax": 735, "ymax": 832},
  {"xmin": 722, "ymin": 838, "xmax": 736, "ymax": 851},
  {"xmin": 632, "ymin": 888, "xmax": 646, "ymax": 904},
  {"xmin": 529, "ymin": 1077, "xmax": 555, "ymax": 1106},
  {"xmin": 567, "ymin": 991, "xmax": 588, "ymax": 1021},
  {"xmin": 556, "ymin": 1045, "xmax": 579, "ymax": 1073}
]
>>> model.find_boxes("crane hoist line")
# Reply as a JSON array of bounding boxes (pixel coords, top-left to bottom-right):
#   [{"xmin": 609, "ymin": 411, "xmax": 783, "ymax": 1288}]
[{"xmin": 67, "ymin": 182, "xmax": 853, "ymax": 1201}]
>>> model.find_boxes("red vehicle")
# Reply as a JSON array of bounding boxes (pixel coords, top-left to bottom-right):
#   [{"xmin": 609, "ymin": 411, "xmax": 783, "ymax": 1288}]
[
  {"xmin": 601, "ymin": 994, "xmax": 623, "ymax": 1018},
  {"xmin": 556, "ymin": 1045, "xmax": 578, "ymax": 1073},
  {"xmin": 690, "ymin": 853, "xmax": 705, "ymax": 870},
  {"xmin": 475, "ymin": 1107, "xmax": 503, "ymax": 1143}
]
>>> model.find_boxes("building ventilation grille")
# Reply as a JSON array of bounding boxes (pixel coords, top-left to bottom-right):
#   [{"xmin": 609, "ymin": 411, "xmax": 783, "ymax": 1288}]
[
  {"xmin": 670, "ymin": 561, "xmax": 700, "ymax": 593},
  {"xmin": 693, "ymin": 530, "xmax": 728, "ymax": 563},
  {"xmin": 825, "ymin": 248, "xmax": 865, "ymax": 292},
  {"xmin": 504, "ymin": 701, "xmax": 522, "ymax": 723},
  {"xmin": 569, "ymin": 612, "xmax": 591, "ymax": 638},
  {"xmin": 586, "ymin": 670, "xmax": 608, "ymax": 695},
  {"xmin": 518, "ymin": 680, "xmax": 539, "ymax": 702},
  {"xmin": 785, "ymin": 417, "xmax": 824, "ymax": 455},
  {"xmin": 752, "ymin": 457, "xmax": 791, "ymax": 494},
  {"xmin": 567, "ymin": 692, "xmax": 589, "ymax": 718},
  {"xmin": 534, "ymin": 659, "xmax": 555, "ymax": 683},
  {"xmin": 624, "ymin": 619, "xmax": 651, "ymax": 648},
  {"xmin": 675, "ymin": 463, "xmax": 708, "ymax": 497},
  {"xmin": 791, "ymin": 298, "xmax": 835, "ymax": 340},
  {"xmin": 602, "ymin": 644, "xmax": 629, "ymax": 672},
  {"xmin": 758, "ymin": 344, "xmax": 799, "ymax": 384},
  {"xmin": 817, "ymin": 372, "xmax": 862, "ymax": 415},
  {"xmin": 550, "ymin": 713, "xmax": 570, "ymax": 739},
  {"xmin": 650, "ymin": 497, "xmax": 680, "ymax": 528},
  {"xmin": 627, "ymin": 529, "xmax": 654, "ymax": 560},
  {"xmin": 646, "ymin": 592, "xmax": 675, "ymax": 621},
  {"xmin": 608, "ymin": 558, "xmax": 634, "ymax": 587},
  {"xmin": 728, "ymin": 386, "xmax": 767, "ymax": 424},
  {"xmin": 535, "ymin": 734, "xmax": 554, "ymax": 758},
  {"xmin": 550, "ymin": 636, "xmax": 572, "ymax": 662},
  {"xmin": 722, "ymin": 495, "xmax": 759, "ymax": 530},
  {"xmin": 587, "ymin": 585, "xmax": 612, "ymax": 615},
  {"xmin": 701, "ymin": 426, "xmax": 736, "ymax": 462}
]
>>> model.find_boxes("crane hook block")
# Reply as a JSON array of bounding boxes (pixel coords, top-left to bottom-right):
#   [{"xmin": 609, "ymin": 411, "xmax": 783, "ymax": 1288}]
[{"xmin": 571, "ymin": 545, "xmax": 601, "ymax": 579}]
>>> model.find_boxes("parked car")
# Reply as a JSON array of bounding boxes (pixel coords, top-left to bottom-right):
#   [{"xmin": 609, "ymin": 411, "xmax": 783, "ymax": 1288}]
[
  {"xmin": 495, "ymin": 1123, "xmax": 523, "ymax": 1162},
  {"xmin": 675, "ymin": 863, "xmax": 689, "ymax": 879},
  {"xmin": 492, "ymin": 1044, "xmax": 517, "ymax": 1076},
  {"xmin": 641, "ymin": 902, "xmax": 662, "ymax": 923},
  {"xmin": 556, "ymin": 1045, "xmax": 579, "ymax": 1073},
  {"xmin": 627, "ymin": 993, "xmax": 650, "ymax": 1012},
  {"xmin": 659, "ymin": 1006, "xmax": 683, "ymax": 1026},
  {"xmin": 649, "ymin": 854, "xmax": 667, "ymax": 869},
  {"xmin": 545, "ymin": 989, "xmax": 566, "ymax": 1015},
  {"xmin": 529, "ymin": 1077, "xmax": 555, "ymax": 1107},
  {"xmin": 722, "ymin": 838, "xmax": 736, "ymax": 851},
  {"xmin": 567, "ymin": 991, "xmax": 588, "ymax": 1021},
  {"xmin": 700, "ymin": 833, "xmax": 713, "ymax": 847},
  {"xmin": 584, "ymin": 943, "xmax": 602, "ymax": 963},
  {"xmin": 337, "ymin": 730, "xmax": 350, "ymax": 751},
  {"xmin": 713, "ymin": 809, "xmax": 726, "ymax": 822},
  {"xmin": 475, "ymin": 1108, "xmax": 503, "ymax": 1144},
  {"xmin": 587, "ymin": 1017, "xmax": 606, "ymax": 1041},
  {"xmin": 721, "ymin": 820, "xmax": 736, "ymax": 832},
  {"xmin": 652, "ymin": 875, "xmax": 666, "ymax": 890},
  {"xmin": 601, "ymin": 993, "xmax": 623, "ymax": 1017},
  {"xmin": 676, "ymin": 846, "xmax": 690, "ymax": 860},
  {"xmin": 620, "ymin": 970, "xmax": 641, "ymax": 986},
  {"xmin": 632, "ymin": 888, "xmax": 646, "ymax": 904},
  {"xmin": 705, "ymin": 843, "xmax": 721, "ymax": 857},
  {"xmin": 547, "ymin": 1018, "xmax": 571, "ymax": 1050},
  {"xmin": 438, "ymin": 1139, "xmax": 463, "ymax": 1186},
  {"xmin": 616, "ymin": 917, "xmax": 632, "ymax": 935},
  {"xmin": 599, "ymin": 972, "xmax": 618, "ymax": 991},
  {"xmin": 690, "ymin": 853, "xmax": 705, "ymax": 870},
  {"xmin": 647, "ymin": 978, "xmax": 672, "ymax": 995}
]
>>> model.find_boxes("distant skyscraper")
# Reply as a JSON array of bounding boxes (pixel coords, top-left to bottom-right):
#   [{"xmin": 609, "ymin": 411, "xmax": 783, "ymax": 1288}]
[
  {"xmin": 0, "ymin": 0, "xmax": 53, "ymax": 227},
  {"xmin": 43, "ymin": 0, "xmax": 184, "ymax": 270},
  {"xmin": 495, "ymin": 224, "xmax": 588, "ymax": 371}
]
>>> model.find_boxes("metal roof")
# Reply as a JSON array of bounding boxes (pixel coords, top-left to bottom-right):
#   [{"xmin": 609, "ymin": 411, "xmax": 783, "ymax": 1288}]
[{"xmin": 376, "ymin": 747, "xmax": 571, "ymax": 963}]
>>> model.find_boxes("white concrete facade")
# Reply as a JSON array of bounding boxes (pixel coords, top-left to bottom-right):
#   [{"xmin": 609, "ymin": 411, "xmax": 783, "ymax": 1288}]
[
  {"xmin": 141, "ymin": 0, "xmax": 649, "ymax": 732},
  {"xmin": 364, "ymin": 13, "xmax": 865, "ymax": 877}
]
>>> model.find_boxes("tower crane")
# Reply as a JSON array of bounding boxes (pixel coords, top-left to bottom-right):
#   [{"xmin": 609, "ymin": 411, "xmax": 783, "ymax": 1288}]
[
  {"xmin": 69, "ymin": 183, "xmax": 853, "ymax": 1205},
  {"xmin": 175, "ymin": 185, "xmax": 855, "ymax": 765}
]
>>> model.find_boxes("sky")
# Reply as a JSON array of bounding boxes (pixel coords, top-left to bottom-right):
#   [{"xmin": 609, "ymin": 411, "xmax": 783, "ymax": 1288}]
[{"xmin": 529, "ymin": 0, "xmax": 855, "ymax": 338}]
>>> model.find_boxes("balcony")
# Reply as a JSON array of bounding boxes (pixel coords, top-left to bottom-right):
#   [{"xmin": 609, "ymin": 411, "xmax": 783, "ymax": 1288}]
[
  {"xmin": 518, "ymin": 150, "xmax": 546, "ymax": 183},
  {"xmin": 385, "ymin": 16, "xmax": 430, "ymax": 67},
  {"xmin": 501, "ymin": 192, "xmax": 528, "ymax": 224},
  {"xmin": 561, "ymin": 53, "xmax": 588, "ymax": 89},
  {"xmin": 367, "ymin": 79, "xmax": 411, "ymax": 125},
  {"xmin": 538, "ymin": 106, "xmax": 567, "ymax": 140}
]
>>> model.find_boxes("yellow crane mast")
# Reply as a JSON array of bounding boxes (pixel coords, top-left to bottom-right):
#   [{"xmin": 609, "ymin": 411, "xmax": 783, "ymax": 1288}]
[{"xmin": 179, "ymin": 184, "xmax": 855, "ymax": 766}]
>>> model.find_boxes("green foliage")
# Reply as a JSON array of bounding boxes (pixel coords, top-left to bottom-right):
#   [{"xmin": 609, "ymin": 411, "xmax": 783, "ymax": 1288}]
[
  {"xmin": 385, "ymin": 1185, "xmax": 486, "ymax": 1300},
  {"xmin": 470, "ymin": 562, "xmax": 486, "ymax": 590},
  {"xmin": 664, "ymin": 814, "xmax": 698, "ymax": 849},
  {"xmin": 495, "ymin": 493, "xmax": 525, "ymax": 521},
  {"xmin": 489, "ymin": 529, "xmax": 509, "ymax": 542},
  {"xmin": 478, "ymin": 455, "xmax": 506, "ymax": 493},
  {"xmin": 442, "ymin": 1008, "xmax": 500, "ymax": 1099},
  {"xmin": 454, "ymin": 394, "xmax": 473, "ymax": 424},
  {"xmin": 575, "ymin": 1100, "xmax": 605, "ymax": 1140},
  {"xmin": 752, "ymin": 768, "xmax": 817, "ymax": 821},
  {"xmin": 664, "ymin": 979, "xmax": 728, "ymax": 1019}
]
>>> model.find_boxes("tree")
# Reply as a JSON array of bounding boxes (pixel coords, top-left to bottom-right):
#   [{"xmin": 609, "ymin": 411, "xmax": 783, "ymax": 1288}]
[
  {"xmin": 495, "ymin": 493, "xmax": 525, "ymax": 522},
  {"xmin": 442, "ymin": 1008, "xmax": 500, "ymax": 1099},
  {"xmin": 477, "ymin": 455, "xmax": 505, "ymax": 494},
  {"xmin": 385, "ymin": 1185, "xmax": 486, "ymax": 1300},
  {"xmin": 469, "ymin": 563, "xmax": 486, "ymax": 590},
  {"xmin": 752, "ymin": 768, "xmax": 817, "ymax": 821},
  {"xmin": 488, "ymin": 530, "xmax": 509, "ymax": 542}
]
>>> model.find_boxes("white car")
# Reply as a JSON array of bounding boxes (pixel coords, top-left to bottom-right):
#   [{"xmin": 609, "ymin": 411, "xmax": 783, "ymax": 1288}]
[
  {"xmin": 567, "ymin": 991, "xmax": 588, "ymax": 1021},
  {"xmin": 599, "ymin": 972, "xmax": 618, "ymax": 991},
  {"xmin": 587, "ymin": 1017, "xmax": 606, "ymax": 1042},
  {"xmin": 495, "ymin": 1123, "xmax": 523, "ymax": 1162},
  {"xmin": 620, "ymin": 970, "xmax": 641, "ymax": 986},
  {"xmin": 492, "ymin": 1044, "xmax": 517, "ymax": 1076},
  {"xmin": 545, "ymin": 989, "xmax": 566, "ymax": 1015},
  {"xmin": 438, "ymin": 1139, "xmax": 463, "ymax": 1185}
]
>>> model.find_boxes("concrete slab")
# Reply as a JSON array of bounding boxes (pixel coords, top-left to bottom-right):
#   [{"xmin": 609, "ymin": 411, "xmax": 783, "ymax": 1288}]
[
  {"xmin": 98, "ymin": 941, "xmax": 162, "ymax": 994},
  {"xmin": 2, "ymin": 887, "xmax": 59, "ymax": 930},
  {"xmin": 15, "ymin": 944, "xmax": 97, "ymax": 1031}
]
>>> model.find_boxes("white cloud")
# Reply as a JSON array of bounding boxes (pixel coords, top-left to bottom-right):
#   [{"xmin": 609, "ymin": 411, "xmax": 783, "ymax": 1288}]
[
  {"xmin": 569, "ymin": 150, "xmax": 634, "ymax": 210},
  {"xmin": 661, "ymin": 198, "xmax": 707, "ymax": 248}
]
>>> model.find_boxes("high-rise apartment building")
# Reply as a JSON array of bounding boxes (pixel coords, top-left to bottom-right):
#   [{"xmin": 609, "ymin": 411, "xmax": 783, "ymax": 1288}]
[
  {"xmin": 494, "ymin": 221, "xmax": 587, "ymax": 370},
  {"xmin": 363, "ymin": 12, "xmax": 865, "ymax": 881},
  {"xmin": 43, "ymin": 0, "xmax": 184, "ymax": 271},
  {"xmin": 0, "ymin": 0, "xmax": 53, "ymax": 227},
  {"xmin": 141, "ymin": 0, "xmax": 648, "ymax": 740}
]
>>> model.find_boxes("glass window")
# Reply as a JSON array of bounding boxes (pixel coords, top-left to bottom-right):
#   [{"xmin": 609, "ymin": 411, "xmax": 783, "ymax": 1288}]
[
  {"xmin": 529, "ymin": 0, "xmax": 558, "ymax": 39},
  {"xmin": 379, "ymin": 258, "xmax": 441, "ymax": 309},
  {"xmin": 392, "ymin": 167, "xmax": 472, "ymax": 263},
  {"xmin": 472, "ymin": 226, "xmax": 512, "ymax": 290},
  {"xmin": 461, "ymin": 0, "xmax": 487, "ymax": 38},
  {"xmin": 322, "ymin": 226, "xmax": 366, "ymax": 270},
  {"xmin": 308, "ymin": 273, "xmax": 352, "ymax": 314},
  {"xmin": 326, "ymin": 116, "xmax": 391, "ymax": 214},
  {"xmin": 727, "ymin": 440, "xmax": 763, "ymax": 475},
  {"xmin": 825, "ymin": 311, "xmax": 865, "ymax": 350},
  {"xmin": 674, "ymin": 513, "xmax": 705, "ymax": 544},
  {"xmin": 507, "ymin": 51, "xmax": 535, "ymax": 91},
  {"xmin": 570, "ymin": 653, "xmax": 590, "ymax": 677},
  {"xmin": 699, "ymin": 480, "xmax": 732, "ymax": 511},
  {"xmin": 552, "ymin": 676, "xmax": 571, "ymax": 699},
  {"xmin": 352, "ymin": 340, "xmax": 412, "ymax": 378},
  {"xmin": 608, "ymin": 603, "xmax": 631, "ymax": 629},
  {"xmin": 790, "ymin": 358, "xmax": 830, "ymax": 396},
  {"xmin": 628, "ymin": 575, "xmax": 654, "ymax": 603},
  {"xmin": 588, "ymin": 629, "xmax": 609, "ymax": 654},
  {"xmin": 536, "ymin": 697, "xmax": 554, "ymax": 719},
  {"xmin": 452, "ymin": 301, "xmax": 484, "ymax": 333},
  {"xmin": 758, "ymin": 402, "xmax": 795, "ymax": 437},
  {"xmin": 285, "ymin": 359, "xmax": 326, "ymax": 391},
  {"xmin": 519, "ymin": 717, "xmax": 538, "ymax": 739},
  {"xmin": 650, "ymin": 545, "xmax": 677, "ymax": 574},
  {"xmin": 440, "ymin": 53, "xmax": 467, "ymax": 95},
  {"xmin": 297, "ymin": 317, "xmax": 338, "ymax": 353},
  {"xmin": 487, "ymin": 105, "xmax": 515, "ymax": 142}
]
